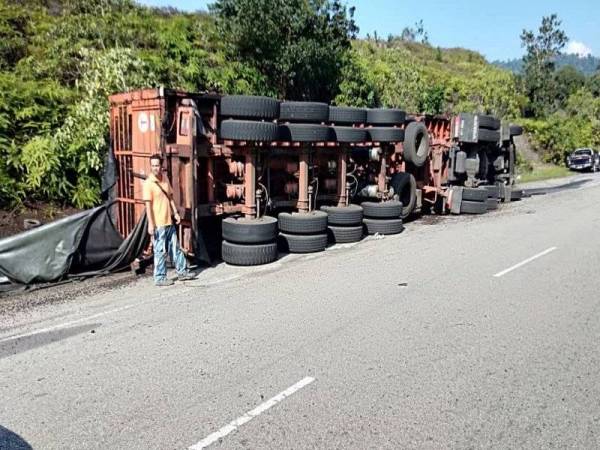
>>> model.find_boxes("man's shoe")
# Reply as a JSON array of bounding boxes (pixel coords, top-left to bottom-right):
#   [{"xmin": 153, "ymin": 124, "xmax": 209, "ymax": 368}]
[
  {"xmin": 177, "ymin": 272, "xmax": 197, "ymax": 281},
  {"xmin": 155, "ymin": 279, "xmax": 175, "ymax": 287}
]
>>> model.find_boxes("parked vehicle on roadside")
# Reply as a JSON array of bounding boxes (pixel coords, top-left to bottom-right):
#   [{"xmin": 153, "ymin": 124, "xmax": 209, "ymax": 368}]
[{"xmin": 566, "ymin": 148, "xmax": 600, "ymax": 172}]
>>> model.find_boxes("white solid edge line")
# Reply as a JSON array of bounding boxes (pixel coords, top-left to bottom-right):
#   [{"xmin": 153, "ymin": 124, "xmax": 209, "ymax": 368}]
[
  {"xmin": 189, "ymin": 376, "xmax": 316, "ymax": 450},
  {"xmin": 493, "ymin": 247, "xmax": 557, "ymax": 278},
  {"xmin": 0, "ymin": 304, "xmax": 137, "ymax": 344}
]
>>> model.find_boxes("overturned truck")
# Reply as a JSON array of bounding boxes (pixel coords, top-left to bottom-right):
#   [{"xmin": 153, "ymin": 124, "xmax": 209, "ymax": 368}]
[{"xmin": 109, "ymin": 88, "xmax": 523, "ymax": 267}]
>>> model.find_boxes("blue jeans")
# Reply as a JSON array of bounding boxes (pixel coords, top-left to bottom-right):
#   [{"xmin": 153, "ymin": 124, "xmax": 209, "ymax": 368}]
[{"xmin": 153, "ymin": 225, "xmax": 187, "ymax": 283}]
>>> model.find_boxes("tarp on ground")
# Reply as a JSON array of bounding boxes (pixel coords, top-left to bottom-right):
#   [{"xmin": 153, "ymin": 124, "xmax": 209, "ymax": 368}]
[{"xmin": 0, "ymin": 203, "xmax": 148, "ymax": 287}]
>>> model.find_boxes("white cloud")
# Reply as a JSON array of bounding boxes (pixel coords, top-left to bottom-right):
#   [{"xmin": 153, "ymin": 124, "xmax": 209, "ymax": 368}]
[{"xmin": 566, "ymin": 41, "xmax": 593, "ymax": 57}]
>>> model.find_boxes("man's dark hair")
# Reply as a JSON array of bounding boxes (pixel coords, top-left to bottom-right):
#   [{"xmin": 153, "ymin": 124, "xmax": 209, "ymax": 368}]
[{"xmin": 149, "ymin": 153, "xmax": 163, "ymax": 163}]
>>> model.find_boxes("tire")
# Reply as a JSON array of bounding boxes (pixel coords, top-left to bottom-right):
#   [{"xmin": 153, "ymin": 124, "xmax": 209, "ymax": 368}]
[
  {"xmin": 278, "ymin": 124, "xmax": 331, "ymax": 142},
  {"xmin": 329, "ymin": 106, "xmax": 367, "ymax": 124},
  {"xmin": 361, "ymin": 200, "xmax": 402, "ymax": 219},
  {"xmin": 327, "ymin": 225, "xmax": 363, "ymax": 244},
  {"xmin": 222, "ymin": 241, "xmax": 278, "ymax": 266},
  {"xmin": 389, "ymin": 172, "xmax": 417, "ymax": 219},
  {"xmin": 460, "ymin": 200, "xmax": 487, "ymax": 214},
  {"xmin": 222, "ymin": 216, "xmax": 277, "ymax": 245},
  {"xmin": 331, "ymin": 126, "xmax": 368, "ymax": 143},
  {"xmin": 278, "ymin": 211, "xmax": 328, "ymax": 234},
  {"xmin": 511, "ymin": 188, "xmax": 523, "ymax": 201},
  {"xmin": 363, "ymin": 218, "xmax": 404, "ymax": 235},
  {"xmin": 482, "ymin": 185, "xmax": 500, "ymax": 199},
  {"xmin": 367, "ymin": 127, "xmax": 405, "ymax": 143},
  {"xmin": 320, "ymin": 204, "xmax": 363, "ymax": 226},
  {"xmin": 403, "ymin": 121, "xmax": 430, "ymax": 167},
  {"xmin": 478, "ymin": 128, "xmax": 501, "ymax": 143},
  {"xmin": 477, "ymin": 114, "xmax": 501, "ymax": 130},
  {"xmin": 278, "ymin": 233, "xmax": 328, "ymax": 253},
  {"xmin": 462, "ymin": 187, "xmax": 488, "ymax": 202},
  {"xmin": 366, "ymin": 109, "xmax": 406, "ymax": 125},
  {"xmin": 509, "ymin": 124, "xmax": 523, "ymax": 136},
  {"xmin": 279, "ymin": 102, "xmax": 329, "ymax": 123},
  {"xmin": 219, "ymin": 95, "xmax": 280, "ymax": 120},
  {"xmin": 486, "ymin": 198, "xmax": 499, "ymax": 210},
  {"xmin": 220, "ymin": 120, "xmax": 279, "ymax": 141}
]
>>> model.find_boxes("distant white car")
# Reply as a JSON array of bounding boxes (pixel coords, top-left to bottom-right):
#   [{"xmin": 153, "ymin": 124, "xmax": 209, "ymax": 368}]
[{"xmin": 566, "ymin": 148, "xmax": 600, "ymax": 172}]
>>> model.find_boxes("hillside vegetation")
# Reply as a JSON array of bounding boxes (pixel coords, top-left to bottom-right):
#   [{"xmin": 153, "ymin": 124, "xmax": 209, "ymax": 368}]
[{"xmin": 0, "ymin": 0, "xmax": 598, "ymax": 209}]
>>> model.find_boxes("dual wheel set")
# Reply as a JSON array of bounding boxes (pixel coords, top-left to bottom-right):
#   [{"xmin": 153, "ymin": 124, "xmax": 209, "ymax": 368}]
[
  {"xmin": 221, "ymin": 200, "xmax": 407, "ymax": 266},
  {"xmin": 459, "ymin": 184, "xmax": 525, "ymax": 214}
]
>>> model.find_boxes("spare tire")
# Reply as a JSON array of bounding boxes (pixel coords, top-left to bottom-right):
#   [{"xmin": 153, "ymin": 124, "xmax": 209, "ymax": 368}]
[
  {"xmin": 477, "ymin": 114, "xmax": 501, "ymax": 130},
  {"xmin": 222, "ymin": 216, "xmax": 278, "ymax": 245},
  {"xmin": 222, "ymin": 241, "xmax": 278, "ymax": 266},
  {"xmin": 279, "ymin": 102, "xmax": 329, "ymax": 123},
  {"xmin": 389, "ymin": 172, "xmax": 417, "ymax": 219},
  {"xmin": 367, "ymin": 127, "xmax": 405, "ymax": 143},
  {"xmin": 278, "ymin": 124, "xmax": 331, "ymax": 142},
  {"xmin": 278, "ymin": 211, "xmax": 328, "ymax": 234},
  {"xmin": 482, "ymin": 185, "xmax": 500, "ymax": 199},
  {"xmin": 220, "ymin": 120, "xmax": 279, "ymax": 141},
  {"xmin": 361, "ymin": 200, "xmax": 402, "ymax": 219},
  {"xmin": 486, "ymin": 198, "xmax": 499, "ymax": 210},
  {"xmin": 278, "ymin": 233, "xmax": 328, "ymax": 253},
  {"xmin": 320, "ymin": 204, "xmax": 363, "ymax": 226},
  {"xmin": 331, "ymin": 126, "xmax": 368, "ymax": 143},
  {"xmin": 363, "ymin": 218, "xmax": 404, "ymax": 235},
  {"xmin": 403, "ymin": 121, "xmax": 430, "ymax": 167},
  {"xmin": 219, "ymin": 95, "xmax": 280, "ymax": 120},
  {"xmin": 329, "ymin": 106, "xmax": 367, "ymax": 124},
  {"xmin": 367, "ymin": 109, "xmax": 406, "ymax": 125}
]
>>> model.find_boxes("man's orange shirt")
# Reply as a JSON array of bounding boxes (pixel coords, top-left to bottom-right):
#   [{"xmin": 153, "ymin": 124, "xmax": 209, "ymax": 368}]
[{"xmin": 143, "ymin": 173, "xmax": 174, "ymax": 227}]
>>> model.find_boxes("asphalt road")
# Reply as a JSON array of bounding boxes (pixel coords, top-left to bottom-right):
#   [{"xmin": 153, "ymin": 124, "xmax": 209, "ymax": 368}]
[{"xmin": 2, "ymin": 174, "xmax": 600, "ymax": 449}]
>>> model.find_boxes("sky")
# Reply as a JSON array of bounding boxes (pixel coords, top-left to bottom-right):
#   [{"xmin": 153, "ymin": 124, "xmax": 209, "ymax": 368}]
[{"xmin": 138, "ymin": 0, "xmax": 598, "ymax": 61}]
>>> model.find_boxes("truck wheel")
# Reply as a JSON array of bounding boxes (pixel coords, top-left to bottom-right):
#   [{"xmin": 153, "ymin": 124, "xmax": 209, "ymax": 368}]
[
  {"xmin": 461, "ymin": 187, "xmax": 488, "ymax": 202},
  {"xmin": 366, "ymin": 109, "xmax": 406, "ymax": 125},
  {"xmin": 482, "ymin": 185, "xmax": 500, "ymax": 199},
  {"xmin": 320, "ymin": 204, "xmax": 363, "ymax": 226},
  {"xmin": 279, "ymin": 102, "xmax": 329, "ymax": 123},
  {"xmin": 367, "ymin": 127, "xmax": 405, "ymax": 143},
  {"xmin": 403, "ymin": 121, "xmax": 430, "ymax": 167},
  {"xmin": 361, "ymin": 200, "xmax": 402, "ymax": 219},
  {"xmin": 222, "ymin": 216, "xmax": 278, "ymax": 245},
  {"xmin": 486, "ymin": 198, "xmax": 499, "ymax": 210},
  {"xmin": 278, "ymin": 124, "xmax": 331, "ymax": 142},
  {"xmin": 389, "ymin": 172, "xmax": 417, "ymax": 219},
  {"xmin": 278, "ymin": 233, "xmax": 328, "ymax": 253},
  {"xmin": 219, "ymin": 95, "xmax": 280, "ymax": 120},
  {"xmin": 460, "ymin": 200, "xmax": 487, "ymax": 214},
  {"xmin": 330, "ymin": 126, "xmax": 368, "ymax": 143},
  {"xmin": 511, "ymin": 189, "xmax": 523, "ymax": 201},
  {"xmin": 477, "ymin": 114, "xmax": 501, "ymax": 130},
  {"xmin": 220, "ymin": 120, "xmax": 279, "ymax": 141},
  {"xmin": 328, "ymin": 106, "xmax": 367, "ymax": 124},
  {"xmin": 478, "ymin": 129, "xmax": 501, "ymax": 143},
  {"xmin": 363, "ymin": 218, "xmax": 404, "ymax": 235},
  {"xmin": 222, "ymin": 241, "xmax": 278, "ymax": 266},
  {"xmin": 327, "ymin": 225, "xmax": 364, "ymax": 244},
  {"xmin": 278, "ymin": 211, "xmax": 328, "ymax": 234}
]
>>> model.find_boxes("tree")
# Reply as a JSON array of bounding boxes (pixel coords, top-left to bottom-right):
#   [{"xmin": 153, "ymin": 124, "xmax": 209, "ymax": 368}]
[
  {"xmin": 210, "ymin": 0, "xmax": 358, "ymax": 101},
  {"xmin": 554, "ymin": 65, "xmax": 586, "ymax": 108},
  {"xmin": 520, "ymin": 14, "xmax": 568, "ymax": 117},
  {"xmin": 400, "ymin": 19, "xmax": 428, "ymax": 44}
]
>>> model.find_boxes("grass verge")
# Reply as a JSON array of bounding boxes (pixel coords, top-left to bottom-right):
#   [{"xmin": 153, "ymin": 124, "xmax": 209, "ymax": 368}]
[{"xmin": 518, "ymin": 164, "xmax": 572, "ymax": 184}]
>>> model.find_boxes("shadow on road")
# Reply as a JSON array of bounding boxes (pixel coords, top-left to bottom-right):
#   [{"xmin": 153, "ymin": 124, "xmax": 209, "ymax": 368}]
[
  {"xmin": 0, "ymin": 323, "xmax": 99, "ymax": 359},
  {"xmin": 0, "ymin": 425, "xmax": 32, "ymax": 450},
  {"xmin": 524, "ymin": 178, "xmax": 593, "ymax": 196}
]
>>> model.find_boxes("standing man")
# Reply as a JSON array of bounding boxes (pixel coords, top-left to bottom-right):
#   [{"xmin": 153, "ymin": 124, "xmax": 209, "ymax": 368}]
[{"xmin": 143, "ymin": 154, "xmax": 196, "ymax": 286}]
